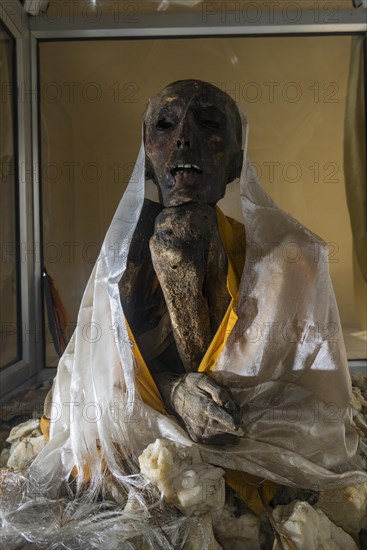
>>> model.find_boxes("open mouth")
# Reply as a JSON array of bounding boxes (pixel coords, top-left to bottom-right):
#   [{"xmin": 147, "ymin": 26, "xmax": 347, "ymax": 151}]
[{"xmin": 171, "ymin": 163, "xmax": 203, "ymax": 176}]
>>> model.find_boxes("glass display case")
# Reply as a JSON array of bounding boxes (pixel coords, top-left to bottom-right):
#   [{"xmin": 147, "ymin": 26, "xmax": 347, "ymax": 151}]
[
  {"xmin": 0, "ymin": 0, "xmax": 366, "ymax": 399},
  {"xmin": 38, "ymin": 33, "xmax": 366, "ymax": 365}
]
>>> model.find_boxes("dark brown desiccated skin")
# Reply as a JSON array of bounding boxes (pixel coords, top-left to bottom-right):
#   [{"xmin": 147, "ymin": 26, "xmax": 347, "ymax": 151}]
[
  {"xmin": 169, "ymin": 373, "xmax": 240, "ymax": 445},
  {"xmin": 120, "ymin": 80, "xmax": 244, "ymax": 445},
  {"xmin": 120, "ymin": 200, "xmax": 241, "ymax": 445},
  {"xmin": 150, "ymin": 203, "xmax": 229, "ymax": 372},
  {"xmin": 119, "ymin": 199, "xmax": 164, "ymax": 337}
]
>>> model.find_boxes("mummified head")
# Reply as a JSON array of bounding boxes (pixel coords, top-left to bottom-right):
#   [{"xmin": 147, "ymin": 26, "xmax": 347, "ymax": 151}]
[{"xmin": 144, "ymin": 80, "xmax": 243, "ymax": 207}]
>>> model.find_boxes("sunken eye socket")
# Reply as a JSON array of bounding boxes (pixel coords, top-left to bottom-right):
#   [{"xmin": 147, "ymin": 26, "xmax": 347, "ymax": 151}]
[
  {"xmin": 155, "ymin": 118, "xmax": 173, "ymax": 130},
  {"xmin": 199, "ymin": 118, "xmax": 221, "ymax": 130},
  {"xmin": 155, "ymin": 116, "xmax": 223, "ymax": 130}
]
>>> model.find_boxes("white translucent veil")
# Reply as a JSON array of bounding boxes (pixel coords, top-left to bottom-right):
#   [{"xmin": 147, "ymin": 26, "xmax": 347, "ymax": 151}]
[{"xmin": 31, "ymin": 103, "xmax": 366, "ymax": 495}]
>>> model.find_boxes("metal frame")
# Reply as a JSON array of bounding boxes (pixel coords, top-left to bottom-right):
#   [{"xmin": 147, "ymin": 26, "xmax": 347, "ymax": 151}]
[
  {"xmin": 27, "ymin": 7, "xmax": 367, "ymax": 38},
  {"xmin": 30, "ymin": 5, "xmax": 366, "ymax": 371},
  {"xmin": 0, "ymin": 0, "xmax": 41, "ymax": 398},
  {"xmin": 0, "ymin": 1, "xmax": 365, "ymax": 399}
]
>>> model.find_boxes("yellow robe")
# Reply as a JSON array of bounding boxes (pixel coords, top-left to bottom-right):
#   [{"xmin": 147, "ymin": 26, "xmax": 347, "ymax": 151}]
[
  {"xmin": 131, "ymin": 207, "xmax": 278, "ymax": 516},
  {"xmin": 41, "ymin": 207, "xmax": 278, "ymax": 515}
]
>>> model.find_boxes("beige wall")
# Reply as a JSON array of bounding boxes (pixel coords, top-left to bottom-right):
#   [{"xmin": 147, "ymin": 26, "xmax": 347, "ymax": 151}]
[{"xmin": 40, "ymin": 35, "xmax": 362, "ymax": 363}]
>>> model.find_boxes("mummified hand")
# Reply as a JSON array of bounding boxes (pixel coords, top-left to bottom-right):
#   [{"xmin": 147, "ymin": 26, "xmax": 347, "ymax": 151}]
[{"xmin": 169, "ymin": 373, "xmax": 241, "ymax": 445}]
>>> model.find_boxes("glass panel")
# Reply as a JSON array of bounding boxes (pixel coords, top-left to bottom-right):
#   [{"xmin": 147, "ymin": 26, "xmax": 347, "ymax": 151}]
[
  {"xmin": 39, "ymin": 35, "xmax": 366, "ymax": 364},
  {"xmin": 0, "ymin": 22, "xmax": 21, "ymax": 369},
  {"xmin": 43, "ymin": 1, "xmax": 354, "ymax": 17}
]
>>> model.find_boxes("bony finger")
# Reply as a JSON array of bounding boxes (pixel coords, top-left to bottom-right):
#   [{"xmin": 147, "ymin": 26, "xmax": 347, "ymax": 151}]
[
  {"xmin": 207, "ymin": 402, "xmax": 240, "ymax": 432},
  {"xmin": 184, "ymin": 372, "xmax": 205, "ymax": 389},
  {"xmin": 198, "ymin": 377, "xmax": 240, "ymax": 423},
  {"xmin": 197, "ymin": 376, "xmax": 231, "ymax": 406},
  {"xmin": 224, "ymin": 400, "xmax": 241, "ymax": 424}
]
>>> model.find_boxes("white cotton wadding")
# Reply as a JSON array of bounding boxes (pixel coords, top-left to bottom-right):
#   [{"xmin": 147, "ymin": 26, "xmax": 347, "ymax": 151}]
[
  {"xmin": 212, "ymin": 500, "xmax": 261, "ymax": 550},
  {"xmin": 1, "ymin": 416, "xmax": 223, "ymax": 548},
  {"xmin": 272, "ymin": 500, "xmax": 358, "ymax": 550},
  {"xmin": 7, "ymin": 435, "xmax": 46, "ymax": 470},
  {"xmin": 138, "ymin": 438, "xmax": 225, "ymax": 516},
  {"xmin": 316, "ymin": 482, "xmax": 367, "ymax": 540},
  {"xmin": 6, "ymin": 418, "xmax": 41, "ymax": 442},
  {"xmin": 5, "ymin": 418, "xmax": 46, "ymax": 471}
]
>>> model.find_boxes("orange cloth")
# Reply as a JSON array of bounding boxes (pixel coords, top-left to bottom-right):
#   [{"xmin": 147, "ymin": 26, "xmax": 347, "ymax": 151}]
[
  {"xmin": 40, "ymin": 415, "xmax": 50, "ymax": 441},
  {"xmin": 131, "ymin": 207, "xmax": 279, "ymax": 516},
  {"xmin": 41, "ymin": 208, "xmax": 279, "ymax": 514}
]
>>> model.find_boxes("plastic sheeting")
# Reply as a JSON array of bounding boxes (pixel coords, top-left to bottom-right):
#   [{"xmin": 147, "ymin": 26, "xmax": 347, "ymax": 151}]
[{"xmin": 30, "ymin": 85, "xmax": 366, "ymax": 498}]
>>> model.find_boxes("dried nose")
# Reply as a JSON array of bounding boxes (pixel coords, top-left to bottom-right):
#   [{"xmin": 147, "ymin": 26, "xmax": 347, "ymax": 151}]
[
  {"xmin": 176, "ymin": 137, "xmax": 191, "ymax": 148},
  {"xmin": 176, "ymin": 116, "xmax": 194, "ymax": 149}
]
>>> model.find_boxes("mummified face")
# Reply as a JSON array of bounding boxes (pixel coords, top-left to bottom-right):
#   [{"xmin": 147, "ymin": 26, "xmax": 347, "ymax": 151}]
[{"xmin": 144, "ymin": 80, "xmax": 243, "ymax": 207}]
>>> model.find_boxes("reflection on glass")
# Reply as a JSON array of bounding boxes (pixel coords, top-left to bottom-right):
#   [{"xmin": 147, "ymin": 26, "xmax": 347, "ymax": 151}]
[
  {"xmin": 40, "ymin": 36, "xmax": 366, "ymax": 364},
  {"xmin": 0, "ymin": 23, "xmax": 20, "ymax": 369}
]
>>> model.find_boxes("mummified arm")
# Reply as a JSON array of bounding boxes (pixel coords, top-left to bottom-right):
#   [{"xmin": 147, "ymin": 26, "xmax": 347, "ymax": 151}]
[
  {"xmin": 119, "ymin": 199, "xmax": 164, "ymax": 336},
  {"xmin": 122, "ymin": 201, "xmax": 240, "ymax": 445},
  {"xmin": 149, "ymin": 203, "xmax": 230, "ymax": 372}
]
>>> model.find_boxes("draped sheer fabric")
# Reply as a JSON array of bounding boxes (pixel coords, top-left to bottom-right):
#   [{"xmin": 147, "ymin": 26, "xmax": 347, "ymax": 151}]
[{"xmin": 32, "ymin": 105, "xmax": 366, "ymax": 494}]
